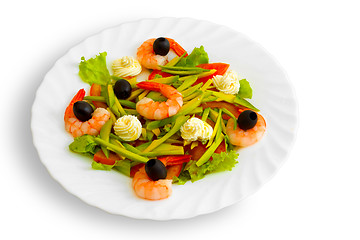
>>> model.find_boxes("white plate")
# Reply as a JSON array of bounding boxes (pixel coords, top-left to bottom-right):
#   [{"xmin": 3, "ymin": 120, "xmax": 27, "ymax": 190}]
[{"xmin": 31, "ymin": 17, "xmax": 298, "ymax": 220}]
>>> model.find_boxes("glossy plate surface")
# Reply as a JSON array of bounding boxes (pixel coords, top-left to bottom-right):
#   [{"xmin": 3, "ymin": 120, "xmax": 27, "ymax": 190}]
[{"xmin": 31, "ymin": 17, "xmax": 298, "ymax": 220}]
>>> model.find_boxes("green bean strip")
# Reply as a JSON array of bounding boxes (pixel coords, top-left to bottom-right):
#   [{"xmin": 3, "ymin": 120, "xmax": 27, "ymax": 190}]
[
  {"xmin": 121, "ymin": 143, "xmax": 142, "ymax": 154},
  {"xmin": 160, "ymin": 65, "xmax": 209, "ymax": 71},
  {"xmin": 114, "ymin": 95, "xmax": 127, "ymax": 116},
  {"xmin": 94, "ymin": 138, "xmax": 148, "ymax": 163},
  {"xmin": 208, "ymin": 108, "xmax": 218, "ymax": 123},
  {"xmin": 221, "ymin": 108, "xmax": 237, "ymax": 130},
  {"xmin": 161, "ymin": 69, "xmax": 206, "ymax": 76},
  {"xmin": 165, "ymin": 52, "xmax": 186, "ymax": 67},
  {"xmin": 99, "ymin": 119, "xmax": 113, "ymax": 158},
  {"xmin": 143, "ymin": 115, "xmax": 189, "ymax": 153},
  {"xmin": 196, "ymin": 134, "xmax": 224, "ymax": 167},
  {"xmin": 124, "ymin": 109, "xmax": 140, "ymax": 116},
  {"xmin": 181, "ymin": 83, "xmax": 203, "ymax": 98},
  {"xmin": 118, "ymin": 100, "xmax": 136, "ymax": 109},
  {"xmin": 183, "ymin": 90, "xmax": 201, "ymax": 102},
  {"xmin": 201, "ymin": 96, "xmax": 218, "ymax": 103},
  {"xmin": 128, "ymin": 88, "xmax": 144, "ymax": 101},
  {"xmin": 207, "ymin": 109, "xmax": 222, "ymax": 147},
  {"xmin": 141, "ymin": 150, "xmax": 184, "ymax": 157},
  {"xmin": 148, "ymin": 75, "xmax": 179, "ymax": 84},
  {"xmin": 110, "ymin": 133, "xmax": 123, "ymax": 142},
  {"xmin": 234, "ymin": 97, "xmax": 260, "ymax": 112},
  {"xmin": 201, "ymin": 108, "xmax": 211, "ymax": 122},
  {"xmin": 83, "ymin": 96, "xmax": 106, "ymax": 102},
  {"xmin": 177, "ymin": 75, "xmax": 198, "ymax": 92},
  {"xmin": 107, "ymin": 108, "xmax": 117, "ymax": 123},
  {"xmin": 188, "ymin": 107, "xmax": 203, "ymax": 115}
]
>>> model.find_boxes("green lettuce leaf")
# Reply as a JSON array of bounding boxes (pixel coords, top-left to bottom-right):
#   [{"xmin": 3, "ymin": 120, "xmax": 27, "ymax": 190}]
[
  {"xmin": 79, "ymin": 52, "xmax": 111, "ymax": 86},
  {"xmin": 173, "ymin": 150, "xmax": 239, "ymax": 184},
  {"xmin": 237, "ymin": 79, "xmax": 253, "ymax": 99},
  {"xmin": 114, "ymin": 160, "xmax": 131, "ymax": 177},
  {"xmin": 176, "ymin": 46, "xmax": 209, "ymax": 67},
  {"xmin": 69, "ymin": 135, "xmax": 99, "ymax": 156},
  {"xmin": 91, "ymin": 161, "xmax": 115, "ymax": 171}
]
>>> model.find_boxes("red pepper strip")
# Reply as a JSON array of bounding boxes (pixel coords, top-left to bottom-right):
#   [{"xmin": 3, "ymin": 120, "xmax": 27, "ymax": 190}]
[
  {"xmin": 148, "ymin": 70, "xmax": 173, "ymax": 80},
  {"xmin": 93, "ymin": 150, "xmax": 121, "ymax": 166},
  {"xmin": 193, "ymin": 63, "xmax": 230, "ymax": 86},
  {"xmin": 157, "ymin": 155, "xmax": 191, "ymax": 166}
]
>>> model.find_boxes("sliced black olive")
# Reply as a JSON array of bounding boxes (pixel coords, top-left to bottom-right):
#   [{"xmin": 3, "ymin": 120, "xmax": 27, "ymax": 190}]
[
  {"xmin": 73, "ymin": 101, "xmax": 94, "ymax": 122},
  {"xmin": 145, "ymin": 159, "xmax": 167, "ymax": 181},
  {"xmin": 237, "ymin": 110, "xmax": 258, "ymax": 130},
  {"xmin": 153, "ymin": 37, "xmax": 170, "ymax": 56},
  {"xmin": 113, "ymin": 79, "xmax": 132, "ymax": 99}
]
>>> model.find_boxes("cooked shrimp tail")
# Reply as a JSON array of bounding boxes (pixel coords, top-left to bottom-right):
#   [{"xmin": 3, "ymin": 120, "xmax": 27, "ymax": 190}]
[
  {"xmin": 135, "ymin": 82, "xmax": 183, "ymax": 120},
  {"xmin": 136, "ymin": 38, "xmax": 187, "ymax": 70},
  {"xmin": 167, "ymin": 38, "xmax": 188, "ymax": 57},
  {"xmin": 64, "ymin": 89, "xmax": 85, "ymax": 118},
  {"xmin": 132, "ymin": 166, "xmax": 172, "ymax": 200},
  {"xmin": 64, "ymin": 89, "xmax": 110, "ymax": 138},
  {"xmin": 226, "ymin": 111, "xmax": 266, "ymax": 147}
]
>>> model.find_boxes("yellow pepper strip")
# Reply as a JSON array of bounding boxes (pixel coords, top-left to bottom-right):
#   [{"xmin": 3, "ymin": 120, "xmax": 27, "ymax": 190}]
[
  {"xmin": 128, "ymin": 88, "xmax": 144, "ymax": 101},
  {"xmin": 207, "ymin": 109, "xmax": 222, "ymax": 148},
  {"xmin": 138, "ymin": 90, "xmax": 150, "ymax": 101}
]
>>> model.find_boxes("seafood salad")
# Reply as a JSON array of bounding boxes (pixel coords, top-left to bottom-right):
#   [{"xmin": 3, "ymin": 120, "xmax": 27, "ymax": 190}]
[{"xmin": 65, "ymin": 37, "xmax": 266, "ymax": 200}]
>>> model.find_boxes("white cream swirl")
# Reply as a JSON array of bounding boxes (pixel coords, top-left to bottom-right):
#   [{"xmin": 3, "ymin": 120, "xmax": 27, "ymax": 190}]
[
  {"xmin": 212, "ymin": 70, "xmax": 240, "ymax": 95},
  {"xmin": 180, "ymin": 118, "xmax": 213, "ymax": 142},
  {"xmin": 112, "ymin": 56, "xmax": 142, "ymax": 78},
  {"xmin": 113, "ymin": 115, "xmax": 142, "ymax": 141}
]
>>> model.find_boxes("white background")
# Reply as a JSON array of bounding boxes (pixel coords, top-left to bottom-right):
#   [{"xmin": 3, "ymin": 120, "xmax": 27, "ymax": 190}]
[{"xmin": 1, "ymin": 0, "xmax": 360, "ymax": 239}]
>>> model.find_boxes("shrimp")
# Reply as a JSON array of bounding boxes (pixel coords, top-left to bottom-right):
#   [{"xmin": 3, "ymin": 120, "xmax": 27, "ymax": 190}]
[
  {"xmin": 225, "ymin": 112, "xmax": 266, "ymax": 147},
  {"xmin": 136, "ymin": 82, "xmax": 183, "ymax": 120},
  {"xmin": 64, "ymin": 89, "xmax": 111, "ymax": 137},
  {"xmin": 136, "ymin": 38, "xmax": 187, "ymax": 70},
  {"xmin": 132, "ymin": 166, "xmax": 172, "ymax": 200},
  {"xmin": 131, "ymin": 155, "xmax": 190, "ymax": 200}
]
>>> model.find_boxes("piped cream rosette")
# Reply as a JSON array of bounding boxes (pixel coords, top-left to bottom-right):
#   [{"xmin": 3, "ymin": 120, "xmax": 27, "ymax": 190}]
[
  {"xmin": 113, "ymin": 115, "xmax": 142, "ymax": 141},
  {"xmin": 180, "ymin": 117, "xmax": 213, "ymax": 144},
  {"xmin": 112, "ymin": 56, "xmax": 142, "ymax": 78},
  {"xmin": 212, "ymin": 70, "xmax": 240, "ymax": 95}
]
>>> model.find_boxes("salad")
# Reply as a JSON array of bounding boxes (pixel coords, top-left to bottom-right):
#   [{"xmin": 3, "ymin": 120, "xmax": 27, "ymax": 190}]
[{"xmin": 65, "ymin": 37, "xmax": 266, "ymax": 200}]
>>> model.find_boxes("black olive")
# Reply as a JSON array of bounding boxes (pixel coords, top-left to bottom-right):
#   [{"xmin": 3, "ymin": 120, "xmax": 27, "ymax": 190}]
[
  {"xmin": 73, "ymin": 101, "xmax": 94, "ymax": 122},
  {"xmin": 153, "ymin": 37, "xmax": 170, "ymax": 56},
  {"xmin": 237, "ymin": 110, "xmax": 258, "ymax": 130},
  {"xmin": 145, "ymin": 159, "xmax": 167, "ymax": 181},
  {"xmin": 113, "ymin": 79, "xmax": 132, "ymax": 99}
]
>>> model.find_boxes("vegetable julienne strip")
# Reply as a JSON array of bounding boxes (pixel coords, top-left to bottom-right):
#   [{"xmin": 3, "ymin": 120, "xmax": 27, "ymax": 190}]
[
  {"xmin": 176, "ymin": 75, "xmax": 198, "ymax": 92},
  {"xmin": 181, "ymin": 83, "xmax": 203, "ymax": 98},
  {"xmin": 196, "ymin": 133, "xmax": 224, "ymax": 167},
  {"xmin": 207, "ymin": 109, "xmax": 222, "ymax": 147},
  {"xmin": 127, "ymin": 88, "xmax": 144, "ymax": 101},
  {"xmin": 99, "ymin": 119, "xmax": 113, "ymax": 158},
  {"xmin": 143, "ymin": 115, "xmax": 189, "ymax": 153},
  {"xmin": 94, "ymin": 138, "xmax": 148, "ymax": 163},
  {"xmin": 148, "ymin": 75, "xmax": 179, "ymax": 84},
  {"xmin": 83, "ymin": 96, "xmax": 106, "ymax": 102},
  {"xmin": 201, "ymin": 107, "xmax": 211, "ymax": 121}
]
